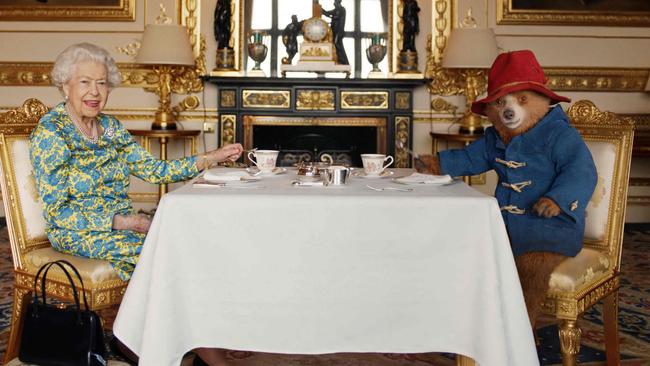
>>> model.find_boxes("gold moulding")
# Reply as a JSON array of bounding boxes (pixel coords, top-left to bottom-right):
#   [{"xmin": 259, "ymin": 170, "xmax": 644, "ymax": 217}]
[
  {"xmin": 394, "ymin": 116, "xmax": 410, "ymax": 168},
  {"xmin": 242, "ymin": 90, "xmax": 291, "ymax": 109},
  {"xmin": 0, "ymin": 63, "xmax": 204, "ymax": 92},
  {"xmin": 395, "ymin": 92, "xmax": 410, "ymax": 110},
  {"xmin": 426, "ymin": 65, "xmax": 650, "ymax": 95},
  {"xmin": 296, "ymin": 90, "xmax": 335, "ymax": 111},
  {"xmin": 340, "ymin": 91, "xmax": 388, "ymax": 110},
  {"xmin": 0, "ymin": 0, "xmax": 135, "ymax": 21}
]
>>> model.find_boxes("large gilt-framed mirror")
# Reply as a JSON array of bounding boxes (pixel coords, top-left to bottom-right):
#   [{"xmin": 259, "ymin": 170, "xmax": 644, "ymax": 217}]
[{"xmin": 211, "ymin": 0, "xmax": 415, "ymax": 78}]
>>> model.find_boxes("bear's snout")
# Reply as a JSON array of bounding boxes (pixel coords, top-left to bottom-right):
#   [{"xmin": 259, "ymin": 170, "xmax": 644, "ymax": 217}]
[{"xmin": 503, "ymin": 108, "xmax": 515, "ymax": 121}]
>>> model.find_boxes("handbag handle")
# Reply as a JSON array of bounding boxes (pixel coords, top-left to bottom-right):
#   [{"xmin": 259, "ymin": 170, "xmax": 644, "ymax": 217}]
[{"xmin": 32, "ymin": 260, "xmax": 90, "ymax": 318}]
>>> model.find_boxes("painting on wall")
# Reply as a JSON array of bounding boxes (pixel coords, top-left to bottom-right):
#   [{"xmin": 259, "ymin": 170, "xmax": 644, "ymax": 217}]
[
  {"xmin": 0, "ymin": 0, "xmax": 134, "ymax": 21},
  {"xmin": 498, "ymin": 0, "xmax": 650, "ymax": 26}
]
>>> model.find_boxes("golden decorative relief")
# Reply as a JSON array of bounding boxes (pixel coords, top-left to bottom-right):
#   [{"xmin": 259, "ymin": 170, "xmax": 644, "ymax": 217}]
[
  {"xmin": 341, "ymin": 91, "xmax": 388, "ymax": 110},
  {"xmin": 0, "ymin": 0, "xmax": 135, "ymax": 21},
  {"xmin": 559, "ymin": 321, "xmax": 581, "ymax": 355},
  {"xmin": 395, "ymin": 92, "xmax": 410, "ymax": 110},
  {"xmin": 0, "ymin": 63, "xmax": 52, "ymax": 86},
  {"xmin": 628, "ymin": 195, "xmax": 650, "ymax": 205},
  {"xmin": 302, "ymin": 47, "xmax": 331, "ymax": 57},
  {"xmin": 296, "ymin": 90, "xmax": 335, "ymax": 111},
  {"xmin": 220, "ymin": 90, "xmax": 237, "ymax": 108},
  {"xmin": 116, "ymin": 41, "xmax": 141, "ymax": 57},
  {"xmin": 0, "ymin": 99, "xmax": 48, "ymax": 129},
  {"xmin": 394, "ymin": 117, "xmax": 410, "ymax": 168},
  {"xmin": 220, "ymin": 115, "xmax": 237, "ymax": 147},
  {"xmin": 546, "ymin": 68, "xmax": 649, "ymax": 92},
  {"xmin": 242, "ymin": 90, "xmax": 291, "ymax": 108},
  {"xmin": 497, "ymin": 0, "xmax": 650, "ymax": 27},
  {"xmin": 430, "ymin": 98, "xmax": 457, "ymax": 115},
  {"xmin": 242, "ymin": 116, "xmax": 386, "ymax": 127}
]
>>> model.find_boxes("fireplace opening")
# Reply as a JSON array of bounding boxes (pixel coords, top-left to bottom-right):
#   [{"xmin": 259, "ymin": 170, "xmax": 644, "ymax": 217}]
[{"xmin": 252, "ymin": 125, "xmax": 378, "ymax": 167}]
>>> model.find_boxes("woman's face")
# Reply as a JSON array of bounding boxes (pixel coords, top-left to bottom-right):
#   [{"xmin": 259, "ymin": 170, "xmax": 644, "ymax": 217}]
[{"xmin": 62, "ymin": 61, "xmax": 109, "ymax": 122}]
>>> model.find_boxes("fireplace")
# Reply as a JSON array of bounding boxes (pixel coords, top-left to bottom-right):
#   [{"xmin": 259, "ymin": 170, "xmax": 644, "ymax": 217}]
[
  {"xmin": 243, "ymin": 116, "xmax": 386, "ymax": 167},
  {"xmin": 203, "ymin": 76, "xmax": 424, "ymax": 168}
]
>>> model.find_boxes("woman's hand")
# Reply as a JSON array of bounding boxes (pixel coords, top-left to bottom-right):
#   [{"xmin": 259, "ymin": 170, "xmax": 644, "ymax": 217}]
[
  {"xmin": 197, "ymin": 143, "xmax": 243, "ymax": 170},
  {"xmin": 113, "ymin": 214, "xmax": 152, "ymax": 234}
]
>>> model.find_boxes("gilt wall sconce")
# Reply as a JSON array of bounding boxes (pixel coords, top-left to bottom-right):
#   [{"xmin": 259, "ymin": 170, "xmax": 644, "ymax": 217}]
[{"xmin": 427, "ymin": 9, "xmax": 498, "ymax": 134}]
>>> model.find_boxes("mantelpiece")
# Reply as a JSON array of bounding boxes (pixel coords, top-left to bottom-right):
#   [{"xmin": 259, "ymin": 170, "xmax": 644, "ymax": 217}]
[{"xmin": 203, "ymin": 77, "xmax": 425, "ymax": 167}]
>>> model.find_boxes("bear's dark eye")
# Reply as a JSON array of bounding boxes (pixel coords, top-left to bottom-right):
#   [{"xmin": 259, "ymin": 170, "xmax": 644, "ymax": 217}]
[{"xmin": 519, "ymin": 95, "xmax": 528, "ymax": 103}]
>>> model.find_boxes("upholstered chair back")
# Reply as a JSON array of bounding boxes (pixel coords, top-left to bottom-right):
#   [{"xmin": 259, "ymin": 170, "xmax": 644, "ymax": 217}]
[
  {"xmin": 0, "ymin": 99, "xmax": 50, "ymax": 268},
  {"xmin": 547, "ymin": 100, "xmax": 634, "ymax": 294},
  {"xmin": 1, "ymin": 99, "xmax": 129, "ymax": 363},
  {"xmin": 542, "ymin": 100, "xmax": 634, "ymax": 365}
]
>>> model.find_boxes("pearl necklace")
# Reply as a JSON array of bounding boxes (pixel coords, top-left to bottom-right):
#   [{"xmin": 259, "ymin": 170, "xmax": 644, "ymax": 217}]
[{"xmin": 65, "ymin": 104, "xmax": 99, "ymax": 144}]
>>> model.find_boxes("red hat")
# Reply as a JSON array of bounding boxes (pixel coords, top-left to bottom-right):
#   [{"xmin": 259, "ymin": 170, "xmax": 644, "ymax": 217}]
[{"xmin": 471, "ymin": 50, "xmax": 571, "ymax": 116}]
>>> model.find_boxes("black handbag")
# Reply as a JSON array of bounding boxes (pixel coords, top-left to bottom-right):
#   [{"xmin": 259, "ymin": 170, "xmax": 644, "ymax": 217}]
[{"xmin": 18, "ymin": 259, "xmax": 107, "ymax": 366}]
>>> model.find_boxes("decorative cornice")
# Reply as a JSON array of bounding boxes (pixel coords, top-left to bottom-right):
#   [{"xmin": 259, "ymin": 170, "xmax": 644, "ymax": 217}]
[
  {"xmin": 545, "ymin": 68, "xmax": 650, "ymax": 92},
  {"xmin": 0, "ymin": 0, "xmax": 135, "ymax": 21}
]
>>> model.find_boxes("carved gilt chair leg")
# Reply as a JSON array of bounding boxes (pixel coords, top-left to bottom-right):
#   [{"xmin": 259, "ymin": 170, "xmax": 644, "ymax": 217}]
[
  {"xmin": 3, "ymin": 286, "xmax": 31, "ymax": 364},
  {"xmin": 603, "ymin": 290, "xmax": 621, "ymax": 366},
  {"xmin": 559, "ymin": 319, "xmax": 581, "ymax": 366}
]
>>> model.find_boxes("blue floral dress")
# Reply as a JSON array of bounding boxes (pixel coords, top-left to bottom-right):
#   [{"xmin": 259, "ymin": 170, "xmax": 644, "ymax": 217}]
[{"xmin": 30, "ymin": 103, "xmax": 199, "ymax": 280}]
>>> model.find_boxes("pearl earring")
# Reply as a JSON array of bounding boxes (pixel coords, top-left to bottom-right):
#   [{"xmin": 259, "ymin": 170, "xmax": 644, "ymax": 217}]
[{"xmin": 64, "ymin": 95, "xmax": 68, "ymax": 101}]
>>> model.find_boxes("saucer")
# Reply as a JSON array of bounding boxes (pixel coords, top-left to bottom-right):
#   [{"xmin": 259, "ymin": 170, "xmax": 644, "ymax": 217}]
[
  {"xmin": 246, "ymin": 167, "xmax": 287, "ymax": 176},
  {"xmin": 353, "ymin": 170, "xmax": 394, "ymax": 179}
]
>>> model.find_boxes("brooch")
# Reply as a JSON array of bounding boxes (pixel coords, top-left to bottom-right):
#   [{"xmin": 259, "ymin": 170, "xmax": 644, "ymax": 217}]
[{"xmin": 105, "ymin": 126, "xmax": 115, "ymax": 139}]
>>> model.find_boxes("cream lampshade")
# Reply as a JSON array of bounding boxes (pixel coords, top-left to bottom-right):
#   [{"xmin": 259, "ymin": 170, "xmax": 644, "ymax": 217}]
[
  {"xmin": 442, "ymin": 25, "xmax": 498, "ymax": 134},
  {"xmin": 137, "ymin": 23, "xmax": 195, "ymax": 130}
]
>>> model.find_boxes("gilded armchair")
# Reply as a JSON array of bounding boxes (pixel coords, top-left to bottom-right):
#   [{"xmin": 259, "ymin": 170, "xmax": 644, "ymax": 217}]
[
  {"xmin": 542, "ymin": 100, "xmax": 635, "ymax": 366},
  {"xmin": 0, "ymin": 99, "xmax": 129, "ymax": 363}
]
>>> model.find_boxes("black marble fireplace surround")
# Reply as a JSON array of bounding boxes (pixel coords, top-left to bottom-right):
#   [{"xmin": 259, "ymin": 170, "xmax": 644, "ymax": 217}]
[{"xmin": 203, "ymin": 77, "xmax": 425, "ymax": 168}]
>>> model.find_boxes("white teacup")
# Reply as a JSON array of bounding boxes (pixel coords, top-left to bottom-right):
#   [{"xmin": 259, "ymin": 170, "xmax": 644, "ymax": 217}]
[
  {"xmin": 361, "ymin": 154, "xmax": 394, "ymax": 176},
  {"xmin": 248, "ymin": 149, "xmax": 279, "ymax": 173}
]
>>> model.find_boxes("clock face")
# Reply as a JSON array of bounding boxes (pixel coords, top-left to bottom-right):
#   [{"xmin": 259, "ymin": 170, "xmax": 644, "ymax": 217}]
[{"xmin": 303, "ymin": 18, "xmax": 329, "ymax": 42}]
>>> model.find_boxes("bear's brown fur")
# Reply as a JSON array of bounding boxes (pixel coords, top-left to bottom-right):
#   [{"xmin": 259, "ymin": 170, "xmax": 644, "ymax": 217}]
[{"xmin": 417, "ymin": 90, "xmax": 568, "ymax": 328}]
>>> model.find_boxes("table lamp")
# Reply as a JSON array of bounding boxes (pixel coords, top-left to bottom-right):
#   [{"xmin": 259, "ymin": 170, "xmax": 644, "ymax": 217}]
[
  {"xmin": 137, "ymin": 23, "xmax": 195, "ymax": 130},
  {"xmin": 442, "ymin": 13, "xmax": 498, "ymax": 135}
]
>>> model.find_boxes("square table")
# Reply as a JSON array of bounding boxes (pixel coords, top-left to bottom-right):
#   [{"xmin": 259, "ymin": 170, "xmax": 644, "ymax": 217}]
[{"xmin": 113, "ymin": 168, "xmax": 538, "ymax": 366}]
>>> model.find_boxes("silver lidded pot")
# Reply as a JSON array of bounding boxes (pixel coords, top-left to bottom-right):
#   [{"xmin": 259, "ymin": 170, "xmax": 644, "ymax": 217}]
[{"xmin": 295, "ymin": 154, "xmax": 334, "ymax": 182}]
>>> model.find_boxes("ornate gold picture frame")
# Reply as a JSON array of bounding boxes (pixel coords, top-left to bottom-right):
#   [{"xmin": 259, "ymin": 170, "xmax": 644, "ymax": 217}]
[
  {"xmin": 0, "ymin": 0, "xmax": 135, "ymax": 21},
  {"xmin": 497, "ymin": 0, "xmax": 650, "ymax": 27}
]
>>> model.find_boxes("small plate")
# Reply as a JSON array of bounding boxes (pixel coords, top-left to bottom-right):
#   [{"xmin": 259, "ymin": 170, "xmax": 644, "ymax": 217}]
[
  {"xmin": 246, "ymin": 167, "xmax": 287, "ymax": 176},
  {"xmin": 353, "ymin": 170, "xmax": 394, "ymax": 179}
]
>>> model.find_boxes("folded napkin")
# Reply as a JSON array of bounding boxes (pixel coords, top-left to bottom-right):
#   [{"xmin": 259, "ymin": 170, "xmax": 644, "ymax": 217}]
[
  {"xmin": 394, "ymin": 172, "xmax": 453, "ymax": 185},
  {"xmin": 203, "ymin": 168, "xmax": 250, "ymax": 182}
]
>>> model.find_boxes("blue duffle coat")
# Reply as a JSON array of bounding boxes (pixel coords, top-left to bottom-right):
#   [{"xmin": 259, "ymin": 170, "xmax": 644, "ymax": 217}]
[{"xmin": 439, "ymin": 105, "xmax": 597, "ymax": 257}]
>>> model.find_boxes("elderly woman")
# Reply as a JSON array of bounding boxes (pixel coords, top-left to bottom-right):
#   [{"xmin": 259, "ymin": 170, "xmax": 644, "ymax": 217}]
[{"xmin": 30, "ymin": 43, "xmax": 238, "ymax": 366}]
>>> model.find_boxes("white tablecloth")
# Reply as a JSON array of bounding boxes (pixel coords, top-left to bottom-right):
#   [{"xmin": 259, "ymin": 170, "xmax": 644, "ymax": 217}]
[{"xmin": 113, "ymin": 169, "xmax": 538, "ymax": 366}]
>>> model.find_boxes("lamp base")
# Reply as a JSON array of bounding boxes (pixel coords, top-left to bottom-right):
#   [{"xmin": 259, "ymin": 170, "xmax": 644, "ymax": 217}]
[
  {"xmin": 151, "ymin": 122, "xmax": 178, "ymax": 130},
  {"xmin": 152, "ymin": 111, "xmax": 177, "ymax": 130},
  {"xmin": 458, "ymin": 112, "xmax": 485, "ymax": 135}
]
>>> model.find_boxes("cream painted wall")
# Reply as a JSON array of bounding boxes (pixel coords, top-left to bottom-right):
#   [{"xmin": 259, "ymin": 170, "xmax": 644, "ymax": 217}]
[{"xmin": 0, "ymin": 0, "xmax": 648, "ymax": 220}]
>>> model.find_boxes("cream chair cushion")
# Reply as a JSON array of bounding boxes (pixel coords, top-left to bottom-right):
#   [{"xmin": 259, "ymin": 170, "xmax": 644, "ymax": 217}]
[
  {"xmin": 548, "ymin": 248, "xmax": 611, "ymax": 292},
  {"xmin": 584, "ymin": 140, "xmax": 615, "ymax": 241},
  {"xmin": 24, "ymin": 248, "xmax": 120, "ymax": 283},
  {"xmin": 9, "ymin": 138, "xmax": 47, "ymax": 241}
]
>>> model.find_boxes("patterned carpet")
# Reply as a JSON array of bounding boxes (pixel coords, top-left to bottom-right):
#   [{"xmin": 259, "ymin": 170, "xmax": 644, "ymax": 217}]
[{"xmin": 0, "ymin": 221, "xmax": 648, "ymax": 366}]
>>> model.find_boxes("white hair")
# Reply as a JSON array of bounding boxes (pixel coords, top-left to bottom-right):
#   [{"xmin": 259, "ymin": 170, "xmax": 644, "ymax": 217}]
[{"xmin": 51, "ymin": 42, "xmax": 121, "ymax": 89}]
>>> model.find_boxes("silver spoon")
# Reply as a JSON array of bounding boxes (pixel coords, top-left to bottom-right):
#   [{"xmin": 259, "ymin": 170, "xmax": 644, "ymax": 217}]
[{"xmin": 365, "ymin": 185, "xmax": 413, "ymax": 192}]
